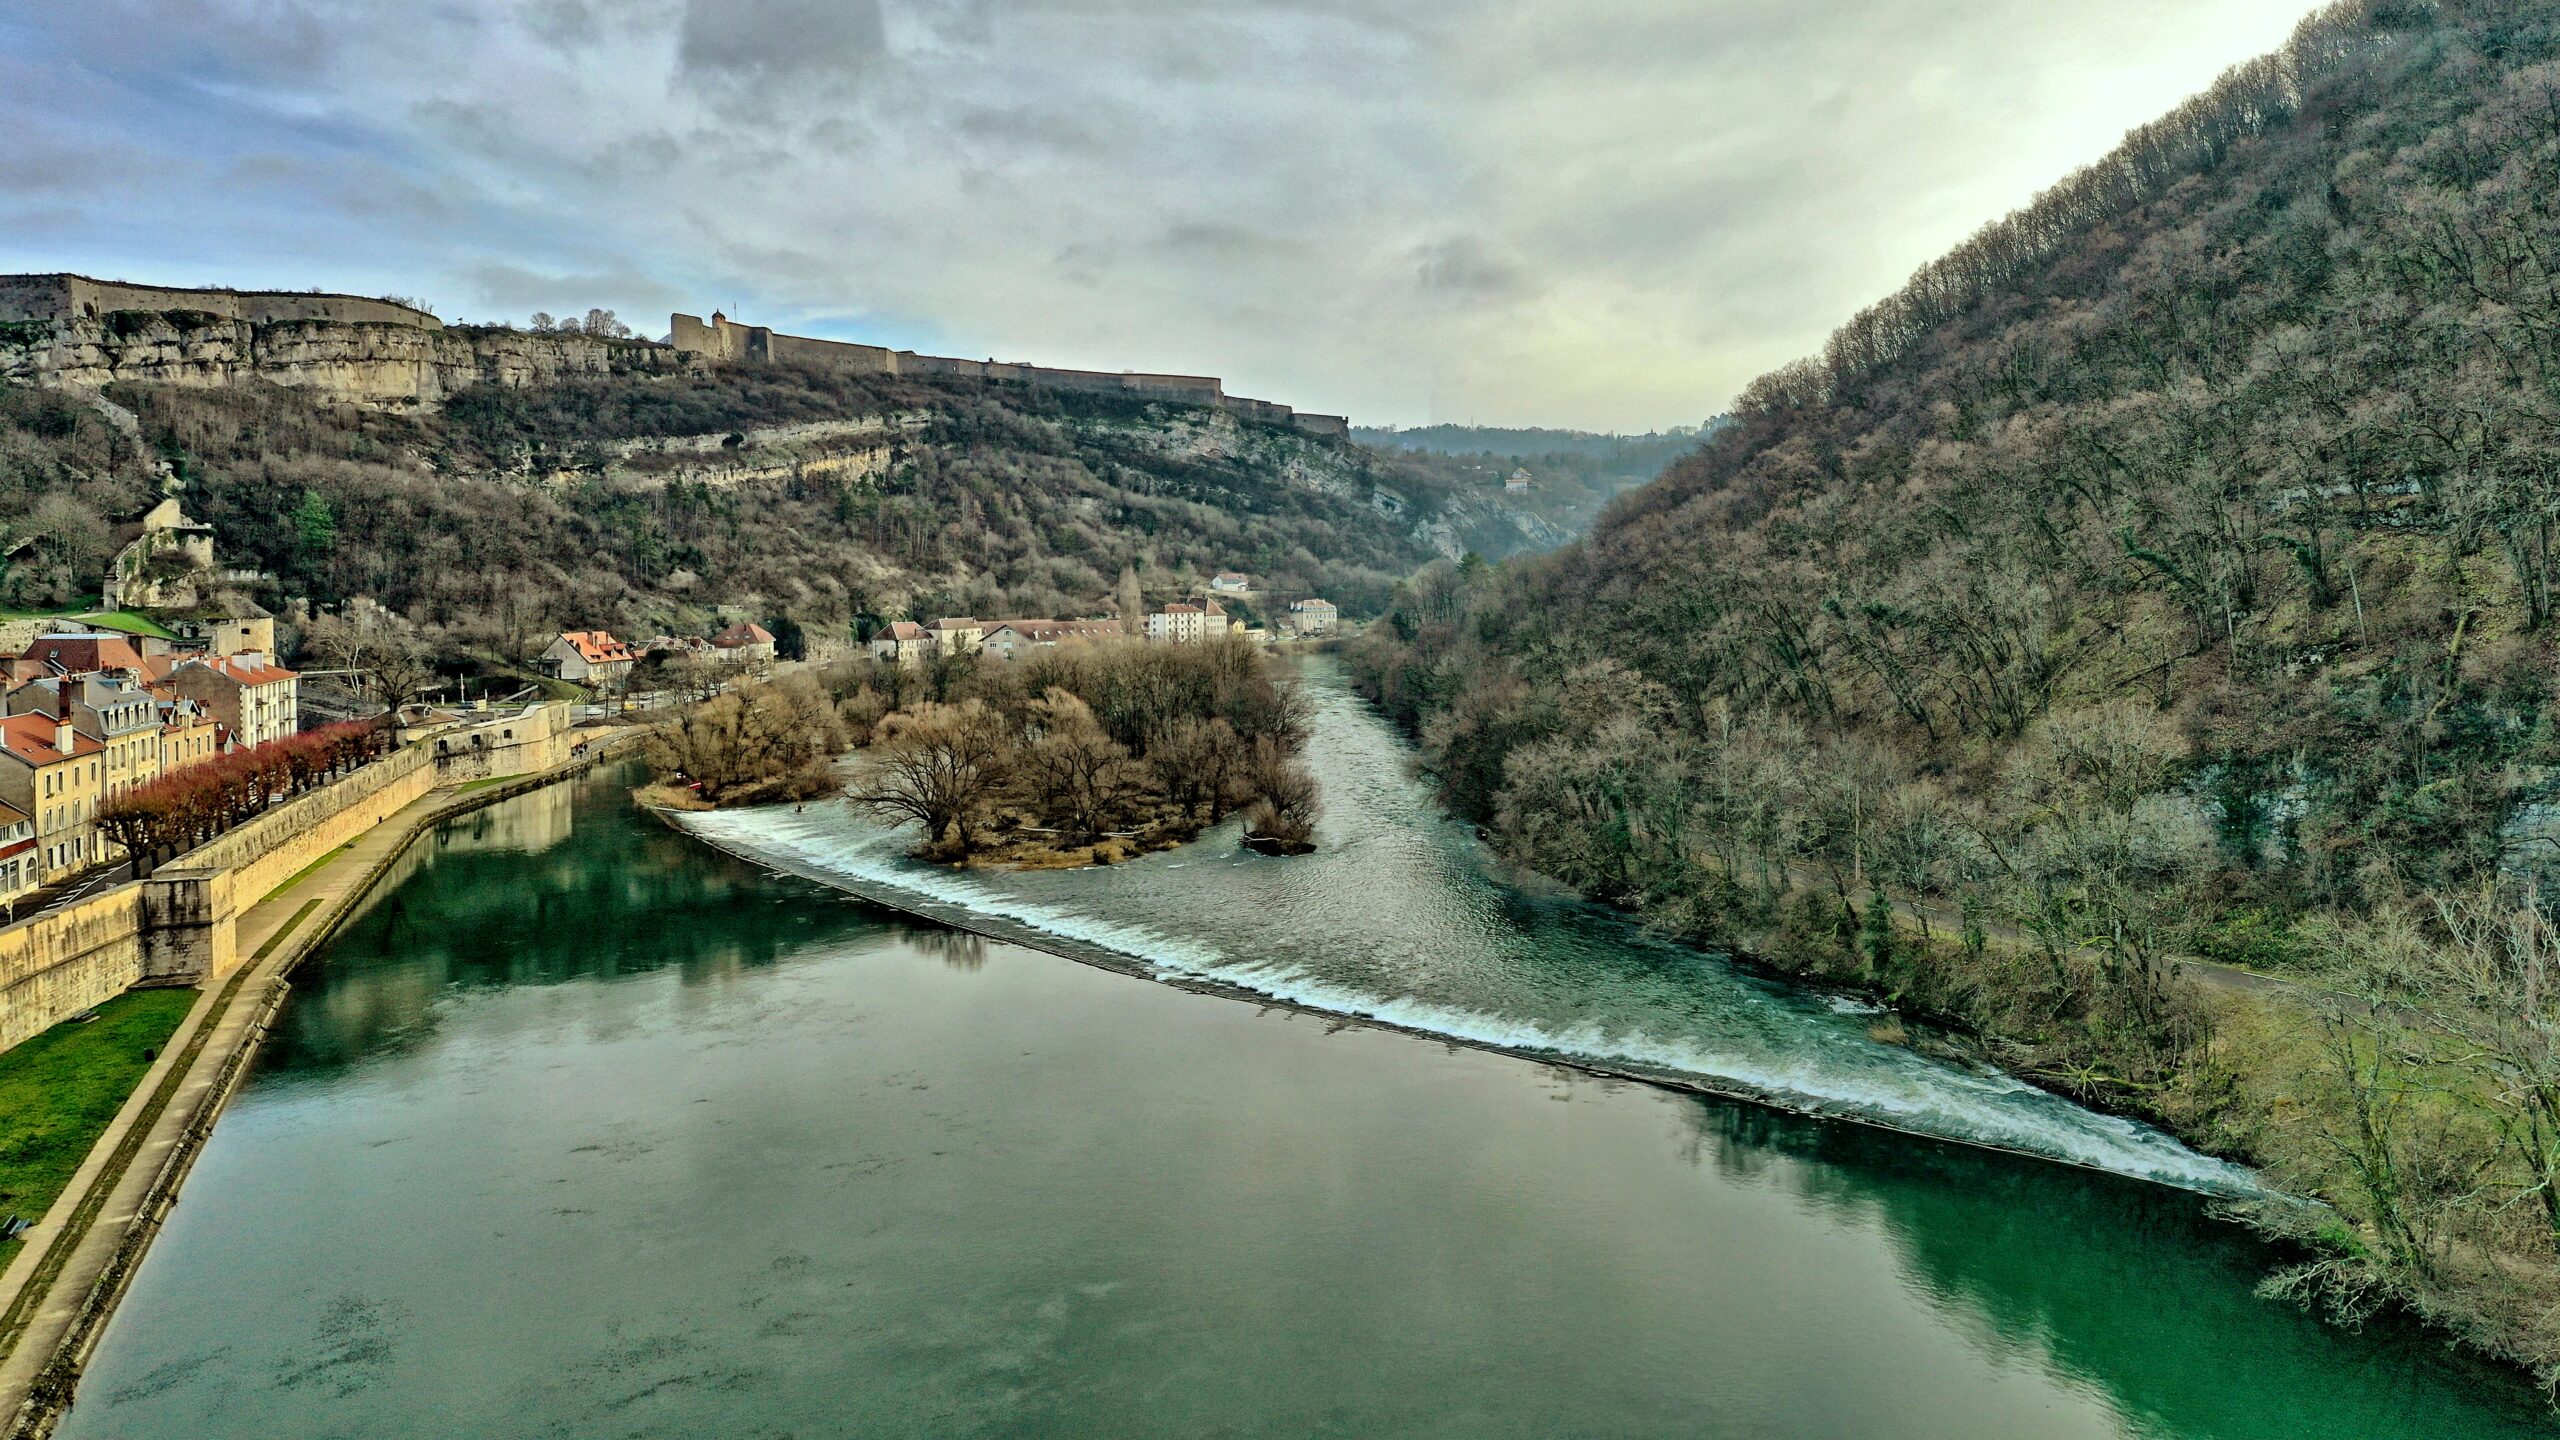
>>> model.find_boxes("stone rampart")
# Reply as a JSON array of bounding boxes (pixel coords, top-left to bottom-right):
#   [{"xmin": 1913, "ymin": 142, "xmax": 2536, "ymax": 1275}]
[
  {"xmin": 672, "ymin": 311, "xmax": 1346, "ymax": 434},
  {"xmin": 184, "ymin": 744, "xmax": 436, "ymax": 919},
  {"xmin": 0, "ymin": 743, "xmax": 439, "ymax": 1051},
  {"xmin": 0, "ymin": 275, "xmax": 441, "ymax": 332},
  {"xmin": 0, "ymin": 890, "xmax": 148, "ymax": 1053}
]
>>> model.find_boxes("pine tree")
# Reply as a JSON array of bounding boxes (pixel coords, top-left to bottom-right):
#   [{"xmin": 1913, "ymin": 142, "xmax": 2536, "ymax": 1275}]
[{"xmin": 1117, "ymin": 565, "xmax": 1144, "ymax": 636}]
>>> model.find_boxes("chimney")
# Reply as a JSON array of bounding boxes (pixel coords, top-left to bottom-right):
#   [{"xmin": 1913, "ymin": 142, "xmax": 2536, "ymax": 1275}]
[{"xmin": 52, "ymin": 683, "xmax": 73, "ymax": 756}]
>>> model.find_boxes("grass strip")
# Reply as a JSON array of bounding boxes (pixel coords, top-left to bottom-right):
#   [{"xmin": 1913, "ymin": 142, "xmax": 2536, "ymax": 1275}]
[{"xmin": 0, "ymin": 992, "xmax": 195, "ymax": 1271}]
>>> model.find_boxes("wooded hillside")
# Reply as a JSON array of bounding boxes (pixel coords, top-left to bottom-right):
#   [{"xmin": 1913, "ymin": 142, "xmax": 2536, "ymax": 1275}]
[
  {"xmin": 0, "ymin": 362, "xmax": 1494, "ymax": 670},
  {"xmin": 1355, "ymin": 0, "xmax": 2560, "ymax": 1381}
]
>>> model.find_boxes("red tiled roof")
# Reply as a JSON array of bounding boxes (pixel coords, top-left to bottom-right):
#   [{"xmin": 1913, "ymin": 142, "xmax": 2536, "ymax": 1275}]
[
  {"xmin": 926, "ymin": 618, "xmax": 978, "ymax": 633},
  {"xmin": 710, "ymin": 622, "xmax": 776, "ymax": 648},
  {"xmin": 878, "ymin": 621, "xmax": 927, "ymax": 641},
  {"xmin": 1161, "ymin": 604, "xmax": 1204, "ymax": 615},
  {"xmin": 201, "ymin": 653, "xmax": 297, "ymax": 685},
  {"xmin": 558, "ymin": 630, "xmax": 635, "ymax": 664},
  {"xmin": 20, "ymin": 635, "xmax": 144, "ymax": 676},
  {"xmin": 0, "ymin": 711, "xmax": 101, "ymax": 766}
]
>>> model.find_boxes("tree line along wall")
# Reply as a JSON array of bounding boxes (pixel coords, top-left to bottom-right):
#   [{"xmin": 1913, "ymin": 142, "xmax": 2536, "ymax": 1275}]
[{"xmin": 0, "ymin": 744, "xmax": 438, "ymax": 1053}]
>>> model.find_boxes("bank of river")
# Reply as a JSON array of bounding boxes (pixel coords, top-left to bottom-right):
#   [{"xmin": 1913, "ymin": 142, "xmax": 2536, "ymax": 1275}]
[{"xmin": 43, "ymin": 699, "xmax": 2553, "ymax": 1435}]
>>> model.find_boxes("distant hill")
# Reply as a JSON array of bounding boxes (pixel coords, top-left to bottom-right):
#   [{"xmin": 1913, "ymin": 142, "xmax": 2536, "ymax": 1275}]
[
  {"xmin": 1353, "ymin": 421, "xmax": 1727, "ymax": 549},
  {"xmin": 1353, "ymin": 423, "xmax": 1720, "ymax": 468}
]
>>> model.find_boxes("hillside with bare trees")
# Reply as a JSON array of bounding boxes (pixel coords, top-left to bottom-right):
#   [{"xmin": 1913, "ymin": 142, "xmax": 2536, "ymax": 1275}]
[{"xmin": 1353, "ymin": 0, "xmax": 2560, "ymax": 1385}]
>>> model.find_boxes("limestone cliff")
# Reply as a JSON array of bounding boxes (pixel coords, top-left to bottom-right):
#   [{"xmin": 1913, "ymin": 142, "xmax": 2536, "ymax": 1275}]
[{"xmin": 0, "ymin": 310, "xmax": 690, "ymax": 409}]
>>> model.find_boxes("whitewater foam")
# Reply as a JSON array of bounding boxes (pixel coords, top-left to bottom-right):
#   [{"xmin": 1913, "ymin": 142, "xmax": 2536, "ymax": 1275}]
[{"xmin": 679, "ymin": 802, "xmax": 2264, "ymax": 1199}]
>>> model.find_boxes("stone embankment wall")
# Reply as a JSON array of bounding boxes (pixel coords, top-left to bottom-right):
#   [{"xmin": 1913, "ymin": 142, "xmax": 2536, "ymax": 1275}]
[
  {"xmin": 0, "ymin": 891, "xmax": 147, "ymax": 1053},
  {"xmin": 671, "ymin": 311, "xmax": 1352, "ymax": 437},
  {"xmin": 0, "ymin": 743, "xmax": 438, "ymax": 1051},
  {"xmin": 0, "ymin": 274, "xmax": 691, "ymax": 409}
]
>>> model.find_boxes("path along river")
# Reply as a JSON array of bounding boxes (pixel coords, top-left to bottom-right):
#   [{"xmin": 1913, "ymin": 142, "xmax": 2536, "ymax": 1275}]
[{"xmin": 54, "ymin": 662, "xmax": 2551, "ymax": 1437}]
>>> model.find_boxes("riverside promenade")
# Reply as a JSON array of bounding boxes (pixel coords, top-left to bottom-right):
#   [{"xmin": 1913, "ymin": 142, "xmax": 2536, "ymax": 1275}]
[{"xmin": 0, "ymin": 735, "xmax": 642, "ymax": 1438}]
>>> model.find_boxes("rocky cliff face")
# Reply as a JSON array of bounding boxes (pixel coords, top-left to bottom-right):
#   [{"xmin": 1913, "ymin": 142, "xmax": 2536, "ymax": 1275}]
[{"xmin": 0, "ymin": 312, "xmax": 691, "ymax": 408}]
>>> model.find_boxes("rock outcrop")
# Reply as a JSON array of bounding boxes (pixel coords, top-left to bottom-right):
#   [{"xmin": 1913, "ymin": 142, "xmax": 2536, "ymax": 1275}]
[{"xmin": 0, "ymin": 309, "xmax": 690, "ymax": 408}]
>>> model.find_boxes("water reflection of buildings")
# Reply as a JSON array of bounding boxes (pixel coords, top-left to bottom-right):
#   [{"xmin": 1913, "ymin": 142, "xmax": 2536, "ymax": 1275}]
[{"xmin": 437, "ymin": 784, "xmax": 573, "ymax": 856}]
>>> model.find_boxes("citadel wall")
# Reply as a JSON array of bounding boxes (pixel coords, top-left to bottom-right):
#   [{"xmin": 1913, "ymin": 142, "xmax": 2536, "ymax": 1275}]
[
  {"xmin": 671, "ymin": 311, "xmax": 1347, "ymax": 434},
  {"xmin": 0, "ymin": 274, "xmax": 440, "ymax": 331}
]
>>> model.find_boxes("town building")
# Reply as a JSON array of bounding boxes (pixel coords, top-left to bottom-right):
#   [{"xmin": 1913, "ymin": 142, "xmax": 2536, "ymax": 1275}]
[
  {"xmin": 156, "ymin": 696, "xmax": 221, "ymax": 777},
  {"xmin": 1145, "ymin": 600, "xmax": 1227, "ymax": 645},
  {"xmin": 1211, "ymin": 572, "xmax": 1251, "ymax": 594},
  {"xmin": 867, "ymin": 621, "xmax": 933, "ymax": 667},
  {"xmin": 7, "ymin": 674, "xmax": 165, "ymax": 800},
  {"xmin": 5, "ymin": 632, "xmax": 147, "ymax": 684},
  {"xmin": 709, "ymin": 622, "xmax": 778, "ymax": 666},
  {"xmin": 1506, "ymin": 468, "xmax": 1532, "ymax": 493},
  {"xmin": 928, "ymin": 618, "xmax": 984, "ymax": 656},
  {"xmin": 1286, "ymin": 599, "xmax": 1339, "ymax": 635},
  {"xmin": 979, "ymin": 619, "xmax": 1124, "ymax": 662},
  {"xmin": 0, "ymin": 802, "xmax": 35, "ymax": 904},
  {"xmin": 542, "ymin": 631, "xmax": 637, "ymax": 688},
  {"xmin": 0, "ymin": 693, "xmax": 105, "ymax": 881},
  {"xmin": 151, "ymin": 651, "xmax": 300, "ymax": 749},
  {"xmin": 174, "ymin": 616, "xmax": 276, "ymax": 657}
]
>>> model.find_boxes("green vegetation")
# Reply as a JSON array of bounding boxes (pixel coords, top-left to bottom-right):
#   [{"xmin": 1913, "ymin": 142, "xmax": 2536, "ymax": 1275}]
[
  {"xmin": 73, "ymin": 610, "xmax": 180, "ymax": 640},
  {"xmin": 1353, "ymin": 0, "xmax": 2560, "ymax": 1390},
  {"xmin": 0, "ymin": 990, "xmax": 196, "ymax": 1259}
]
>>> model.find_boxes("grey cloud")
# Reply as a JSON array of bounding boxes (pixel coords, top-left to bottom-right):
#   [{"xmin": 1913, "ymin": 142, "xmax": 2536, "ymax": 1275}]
[
  {"xmin": 461, "ymin": 262, "xmax": 694, "ymax": 317},
  {"xmin": 4, "ymin": 0, "xmax": 2319, "ymax": 429},
  {"xmin": 677, "ymin": 0, "xmax": 887, "ymax": 103},
  {"xmin": 1411, "ymin": 237, "xmax": 1533, "ymax": 302}
]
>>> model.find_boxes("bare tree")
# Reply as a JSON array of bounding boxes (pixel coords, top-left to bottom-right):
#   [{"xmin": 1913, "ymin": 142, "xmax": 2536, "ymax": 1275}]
[{"xmin": 847, "ymin": 701, "xmax": 1011, "ymax": 855}]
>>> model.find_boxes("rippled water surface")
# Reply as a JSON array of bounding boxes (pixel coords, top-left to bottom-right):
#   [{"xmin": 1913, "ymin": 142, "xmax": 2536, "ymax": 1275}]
[
  {"xmin": 690, "ymin": 658, "xmax": 2258, "ymax": 1192},
  {"xmin": 54, "ymin": 709, "xmax": 2548, "ymax": 1438}
]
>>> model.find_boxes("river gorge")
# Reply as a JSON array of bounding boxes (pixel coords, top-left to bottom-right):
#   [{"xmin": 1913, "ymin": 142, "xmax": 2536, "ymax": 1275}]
[{"xmin": 51, "ymin": 663, "xmax": 2549, "ymax": 1437}]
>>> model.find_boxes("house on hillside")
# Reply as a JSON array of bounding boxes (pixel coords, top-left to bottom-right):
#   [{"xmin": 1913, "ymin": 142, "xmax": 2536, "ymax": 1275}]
[
  {"xmin": 709, "ymin": 622, "xmax": 777, "ymax": 666},
  {"xmin": 1145, "ymin": 601, "xmax": 1226, "ymax": 645},
  {"xmin": 101, "ymin": 497, "xmax": 218, "ymax": 610},
  {"xmin": 1211, "ymin": 572, "xmax": 1251, "ymax": 594},
  {"xmin": 1286, "ymin": 599, "xmax": 1338, "ymax": 635},
  {"xmin": 981, "ymin": 619, "xmax": 1123, "ymax": 662},
  {"xmin": 868, "ymin": 621, "xmax": 932, "ymax": 667},
  {"xmin": 542, "ymin": 631, "xmax": 637, "ymax": 688},
  {"xmin": 1506, "ymin": 468, "xmax": 1532, "ymax": 493},
  {"xmin": 928, "ymin": 618, "xmax": 984, "ymax": 656}
]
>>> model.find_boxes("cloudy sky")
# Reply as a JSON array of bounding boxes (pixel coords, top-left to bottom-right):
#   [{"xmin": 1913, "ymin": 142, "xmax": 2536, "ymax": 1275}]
[{"xmin": 1, "ymin": 1, "xmax": 2314, "ymax": 430}]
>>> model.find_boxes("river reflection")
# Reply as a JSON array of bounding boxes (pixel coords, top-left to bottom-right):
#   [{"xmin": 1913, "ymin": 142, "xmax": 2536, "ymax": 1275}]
[{"xmin": 54, "ymin": 765, "xmax": 2549, "ymax": 1439}]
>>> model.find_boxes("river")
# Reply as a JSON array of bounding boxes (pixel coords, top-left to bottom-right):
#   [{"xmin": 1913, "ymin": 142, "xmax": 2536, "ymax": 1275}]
[{"xmin": 54, "ymin": 665, "xmax": 2548, "ymax": 1437}]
